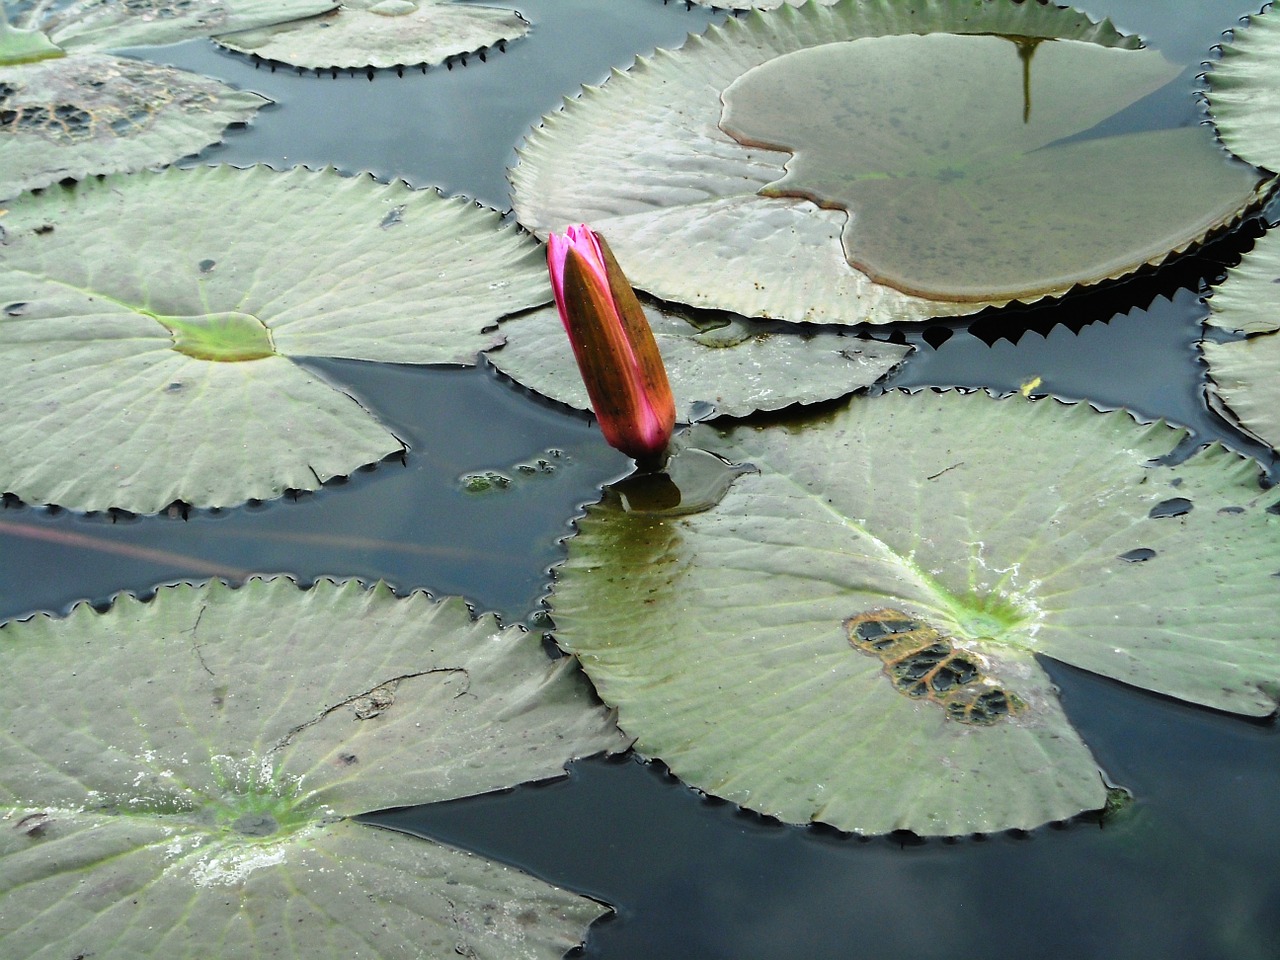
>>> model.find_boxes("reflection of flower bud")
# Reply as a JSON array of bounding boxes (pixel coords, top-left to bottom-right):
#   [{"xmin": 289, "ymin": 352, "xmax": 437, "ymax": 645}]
[{"xmin": 547, "ymin": 225, "xmax": 676, "ymax": 468}]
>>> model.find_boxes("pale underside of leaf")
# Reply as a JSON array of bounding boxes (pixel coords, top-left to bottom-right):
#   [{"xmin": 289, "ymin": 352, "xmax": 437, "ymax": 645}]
[
  {"xmin": 216, "ymin": 0, "xmax": 530, "ymax": 69},
  {"xmin": 0, "ymin": 165, "xmax": 549, "ymax": 512},
  {"xmin": 511, "ymin": 0, "xmax": 1203, "ymax": 325},
  {"xmin": 1205, "ymin": 4, "xmax": 1280, "ymax": 172},
  {"xmin": 15, "ymin": 0, "xmax": 337, "ymax": 52},
  {"xmin": 0, "ymin": 577, "xmax": 623, "ymax": 959},
  {"xmin": 488, "ymin": 302, "xmax": 912, "ymax": 420},
  {"xmin": 551, "ymin": 391, "xmax": 1280, "ymax": 835},
  {"xmin": 0, "ymin": 53, "xmax": 267, "ymax": 201}
]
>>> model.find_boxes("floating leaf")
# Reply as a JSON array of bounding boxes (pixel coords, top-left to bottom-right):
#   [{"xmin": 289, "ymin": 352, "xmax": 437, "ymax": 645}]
[
  {"xmin": 0, "ymin": 53, "xmax": 267, "ymax": 199},
  {"xmin": 1203, "ymin": 226, "xmax": 1280, "ymax": 451},
  {"xmin": 550, "ymin": 391, "xmax": 1280, "ymax": 836},
  {"xmin": 0, "ymin": 164, "xmax": 549, "ymax": 513},
  {"xmin": 217, "ymin": 0, "xmax": 530, "ymax": 69},
  {"xmin": 12, "ymin": 0, "xmax": 336, "ymax": 52},
  {"xmin": 0, "ymin": 4, "xmax": 61, "ymax": 65},
  {"xmin": 489, "ymin": 301, "xmax": 911, "ymax": 420},
  {"xmin": 0, "ymin": 577, "xmax": 625, "ymax": 959},
  {"xmin": 512, "ymin": 0, "xmax": 1265, "ymax": 324},
  {"xmin": 1204, "ymin": 3, "xmax": 1280, "ymax": 172}
]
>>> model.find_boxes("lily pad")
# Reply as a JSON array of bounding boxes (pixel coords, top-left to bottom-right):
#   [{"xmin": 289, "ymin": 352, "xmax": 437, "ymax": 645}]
[
  {"xmin": 0, "ymin": 576, "xmax": 625, "ymax": 959},
  {"xmin": 550, "ymin": 391, "xmax": 1280, "ymax": 836},
  {"xmin": 217, "ymin": 0, "xmax": 530, "ymax": 69},
  {"xmin": 11, "ymin": 0, "xmax": 336, "ymax": 53},
  {"xmin": 0, "ymin": 5, "xmax": 61, "ymax": 64},
  {"xmin": 1204, "ymin": 4, "xmax": 1280, "ymax": 172},
  {"xmin": 1203, "ymin": 226, "xmax": 1280, "ymax": 451},
  {"xmin": 0, "ymin": 53, "xmax": 268, "ymax": 199},
  {"xmin": 511, "ymin": 0, "xmax": 1266, "ymax": 324},
  {"xmin": 0, "ymin": 164, "xmax": 550, "ymax": 514},
  {"xmin": 488, "ymin": 301, "xmax": 912, "ymax": 420}
]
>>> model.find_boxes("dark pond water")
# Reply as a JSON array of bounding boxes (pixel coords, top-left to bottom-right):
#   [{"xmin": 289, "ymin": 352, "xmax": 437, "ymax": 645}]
[{"xmin": 3, "ymin": 0, "xmax": 1279, "ymax": 957}]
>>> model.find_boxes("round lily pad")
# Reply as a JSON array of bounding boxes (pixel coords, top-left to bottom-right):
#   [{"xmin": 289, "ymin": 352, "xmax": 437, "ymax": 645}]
[
  {"xmin": 0, "ymin": 576, "xmax": 625, "ymax": 959},
  {"xmin": 488, "ymin": 301, "xmax": 912, "ymax": 420},
  {"xmin": 217, "ymin": 0, "xmax": 530, "ymax": 69},
  {"xmin": 1204, "ymin": 3, "xmax": 1280, "ymax": 172},
  {"xmin": 1203, "ymin": 226, "xmax": 1280, "ymax": 451},
  {"xmin": 511, "ymin": 0, "xmax": 1265, "ymax": 324},
  {"xmin": 550, "ymin": 391, "xmax": 1280, "ymax": 836},
  {"xmin": 0, "ymin": 53, "xmax": 268, "ymax": 200},
  {"xmin": 0, "ymin": 164, "xmax": 550, "ymax": 513}
]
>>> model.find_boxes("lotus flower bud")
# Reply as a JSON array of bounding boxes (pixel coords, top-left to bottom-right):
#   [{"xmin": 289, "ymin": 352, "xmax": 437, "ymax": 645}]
[{"xmin": 547, "ymin": 225, "xmax": 676, "ymax": 469}]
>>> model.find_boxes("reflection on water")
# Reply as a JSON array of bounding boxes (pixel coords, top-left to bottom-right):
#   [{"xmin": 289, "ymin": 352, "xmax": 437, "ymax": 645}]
[{"xmin": 5, "ymin": 0, "xmax": 1279, "ymax": 957}]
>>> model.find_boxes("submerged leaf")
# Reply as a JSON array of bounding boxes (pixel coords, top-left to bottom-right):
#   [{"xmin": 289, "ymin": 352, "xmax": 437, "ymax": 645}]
[
  {"xmin": 1204, "ymin": 4, "xmax": 1280, "ymax": 172},
  {"xmin": 0, "ymin": 165, "xmax": 549, "ymax": 513},
  {"xmin": 217, "ymin": 0, "xmax": 530, "ymax": 69},
  {"xmin": 550, "ymin": 391, "xmax": 1280, "ymax": 836},
  {"xmin": 0, "ymin": 53, "xmax": 267, "ymax": 200},
  {"xmin": 0, "ymin": 577, "xmax": 625, "ymax": 959},
  {"xmin": 490, "ymin": 301, "xmax": 911, "ymax": 420},
  {"xmin": 718, "ymin": 34, "xmax": 1256, "ymax": 302},
  {"xmin": 1203, "ymin": 226, "xmax": 1280, "ymax": 451},
  {"xmin": 512, "ymin": 0, "xmax": 1265, "ymax": 324}
]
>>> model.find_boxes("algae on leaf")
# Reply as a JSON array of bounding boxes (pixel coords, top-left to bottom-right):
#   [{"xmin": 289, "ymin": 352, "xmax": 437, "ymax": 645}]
[
  {"xmin": 0, "ymin": 577, "xmax": 626, "ymax": 960},
  {"xmin": 550, "ymin": 391, "xmax": 1280, "ymax": 836},
  {"xmin": 490, "ymin": 300, "xmax": 911, "ymax": 420},
  {"xmin": 1203, "ymin": 226, "xmax": 1280, "ymax": 452},
  {"xmin": 0, "ymin": 164, "xmax": 550, "ymax": 514},
  {"xmin": 511, "ymin": 0, "xmax": 1265, "ymax": 325},
  {"xmin": 217, "ymin": 0, "xmax": 530, "ymax": 69},
  {"xmin": 0, "ymin": 52, "xmax": 268, "ymax": 199}
]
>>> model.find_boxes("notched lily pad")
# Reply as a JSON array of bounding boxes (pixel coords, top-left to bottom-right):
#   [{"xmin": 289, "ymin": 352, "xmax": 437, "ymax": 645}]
[
  {"xmin": 0, "ymin": 164, "xmax": 550, "ymax": 513},
  {"xmin": 0, "ymin": 52, "xmax": 268, "ymax": 199},
  {"xmin": 550, "ymin": 391, "xmax": 1280, "ymax": 836},
  {"xmin": 217, "ymin": 0, "xmax": 530, "ymax": 69},
  {"xmin": 512, "ymin": 0, "xmax": 1266, "ymax": 324},
  {"xmin": 1204, "ymin": 3, "xmax": 1280, "ymax": 172},
  {"xmin": 0, "ymin": 576, "xmax": 626, "ymax": 959},
  {"xmin": 1203, "ymin": 226, "xmax": 1280, "ymax": 451},
  {"xmin": 489, "ymin": 300, "xmax": 911, "ymax": 420}
]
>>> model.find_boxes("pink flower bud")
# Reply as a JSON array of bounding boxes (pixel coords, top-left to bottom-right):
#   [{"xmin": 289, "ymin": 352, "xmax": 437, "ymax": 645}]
[{"xmin": 547, "ymin": 225, "xmax": 676, "ymax": 468}]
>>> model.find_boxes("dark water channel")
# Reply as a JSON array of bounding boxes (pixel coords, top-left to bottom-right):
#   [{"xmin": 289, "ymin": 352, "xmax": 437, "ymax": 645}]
[{"xmin": 3, "ymin": 0, "xmax": 1280, "ymax": 957}]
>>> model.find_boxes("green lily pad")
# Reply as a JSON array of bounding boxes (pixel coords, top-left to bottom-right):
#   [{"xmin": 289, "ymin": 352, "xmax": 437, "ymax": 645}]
[
  {"xmin": 550, "ymin": 391, "xmax": 1280, "ymax": 836},
  {"xmin": 11, "ymin": 0, "xmax": 336, "ymax": 52},
  {"xmin": 1203, "ymin": 227, "xmax": 1280, "ymax": 451},
  {"xmin": 0, "ymin": 53, "xmax": 268, "ymax": 200},
  {"xmin": 0, "ymin": 5, "xmax": 62, "ymax": 65},
  {"xmin": 0, "ymin": 576, "xmax": 625, "ymax": 959},
  {"xmin": 0, "ymin": 164, "xmax": 549, "ymax": 514},
  {"xmin": 1204, "ymin": 4, "xmax": 1280, "ymax": 172},
  {"xmin": 511, "ymin": 0, "xmax": 1266, "ymax": 324},
  {"xmin": 217, "ymin": 0, "xmax": 530, "ymax": 69},
  {"xmin": 488, "ymin": 301, "xmax": 912, "ymax": 420}
]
